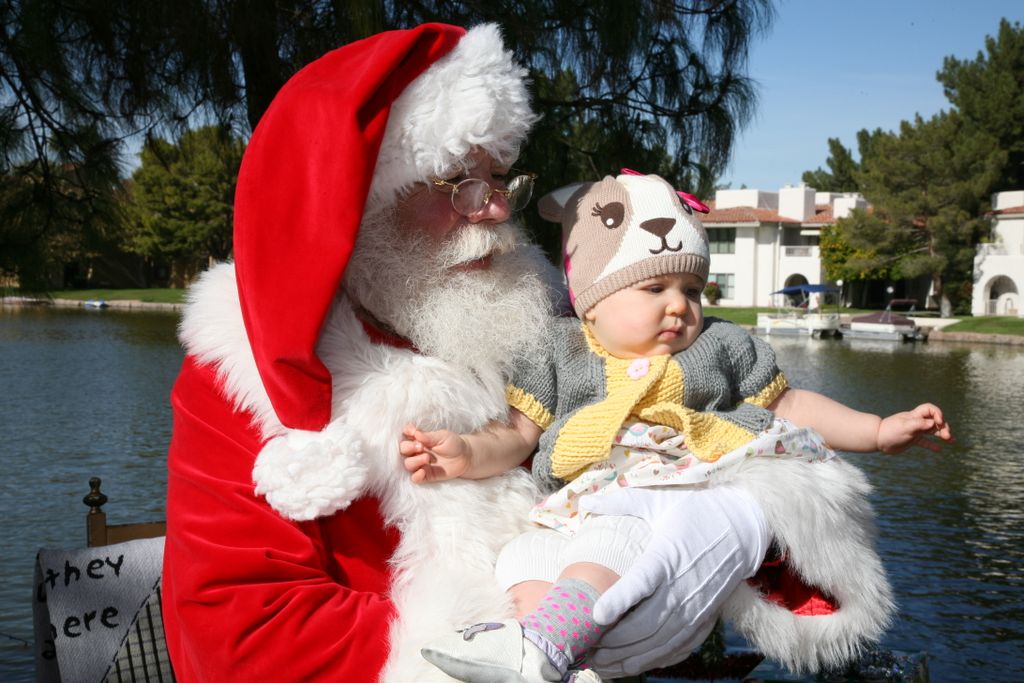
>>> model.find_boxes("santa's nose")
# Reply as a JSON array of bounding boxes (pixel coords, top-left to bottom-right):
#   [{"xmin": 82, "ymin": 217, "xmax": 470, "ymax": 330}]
[{"xmin": 466, "ymin": 188, "xmax": 511, "ymax": 224}]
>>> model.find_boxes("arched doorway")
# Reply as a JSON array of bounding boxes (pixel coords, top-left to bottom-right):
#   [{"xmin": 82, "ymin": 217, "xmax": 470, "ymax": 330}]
[
  {"xmin": 986, "ymin": 275, "xmax": 1019, "ymax": 316},
  {"xmin": 783, "ymin": 274, "xmax": 809, "ymax": 307}
]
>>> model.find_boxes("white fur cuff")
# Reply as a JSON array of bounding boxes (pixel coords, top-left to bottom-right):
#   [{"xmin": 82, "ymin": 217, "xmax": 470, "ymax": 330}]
[
  {"xmin": 253, "ymin": 426, "xmax": 368, "ymax": 521},
  {"xmin": 715, "ymin": 457, "xmax": 895, "ymax": 673}
]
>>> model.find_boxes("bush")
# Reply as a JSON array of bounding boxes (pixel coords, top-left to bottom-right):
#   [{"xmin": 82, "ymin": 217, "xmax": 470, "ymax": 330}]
[{"xmin": 704, "ymin": 281, "xmax": 721, "ymax": 304}]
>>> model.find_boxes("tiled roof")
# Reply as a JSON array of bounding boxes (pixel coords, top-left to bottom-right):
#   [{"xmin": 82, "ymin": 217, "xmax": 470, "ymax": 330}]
[
  {"xmin": 991, "ymin": 205, "xmax": 1024, "ymax": 216},
  {"xmin": 702, "ymin": 201, "xmax": 834, "ymax": 226}
]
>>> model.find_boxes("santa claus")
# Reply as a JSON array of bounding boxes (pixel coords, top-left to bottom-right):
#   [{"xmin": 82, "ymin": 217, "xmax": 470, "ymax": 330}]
[{"xmin": 163, "ymin": 22, "xmax": 896, "ymax": 683}]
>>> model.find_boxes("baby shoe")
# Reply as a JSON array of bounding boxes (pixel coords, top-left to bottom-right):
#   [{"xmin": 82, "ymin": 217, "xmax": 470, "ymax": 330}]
[
  {"xmin": 421, "ymin": 619, "xmax": 562, "ymax": 683},
  {"xmin": 567, "ymin": 669, "xmax": 603, "ymax": 683}
]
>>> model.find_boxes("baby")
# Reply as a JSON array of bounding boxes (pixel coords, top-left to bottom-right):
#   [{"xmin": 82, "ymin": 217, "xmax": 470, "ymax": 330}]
[{"xmin": 402, "ymin": 172, "xmax": 953, "ymax": 682}]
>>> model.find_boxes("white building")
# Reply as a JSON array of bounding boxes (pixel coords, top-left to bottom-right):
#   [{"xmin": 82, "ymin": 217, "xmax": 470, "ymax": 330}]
[
  {"xmin": 972, "ymin": 190, "xmax": 1024, "ymax": 317},
  {"xmin": 702, "ymin": 184, "xmax": 867, "ymax": 307}
]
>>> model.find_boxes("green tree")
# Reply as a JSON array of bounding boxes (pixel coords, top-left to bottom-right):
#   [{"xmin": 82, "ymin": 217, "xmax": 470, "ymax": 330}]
[
  {"xmin": 819, "ymin": 212, "xmax": 887, "ymax": 283},
  {"xmin": 0, "ymin": 142, "xmax": 127, "ymax": 289},
  {"xmin": 847, "ymin": 112, "xmax": 1003, "ymax": 314},
  {"xmin": 0, "ymin": 1, "xmax": 128, "ymax": 289},
  {"xmin": 937, "ymin": 18, "xmax": 1024, "ymax": 190},
  {"xmin": 2, "ymin": 0, "xmax": 774, "ymax": 273},
  {"xmin": 813, "ymin": 20, "xmax": 1019, "ymax": 313},
  {"xmin": 126, "ymin": 126, "xmax": 244, "ymax": 284},
  {"xmin": 507, "ymin": 1, "xmax": 772, "ymax": 194},
  {"xmin": 802, "ymin": 138, "xmax": 860, "ymax": 192}
]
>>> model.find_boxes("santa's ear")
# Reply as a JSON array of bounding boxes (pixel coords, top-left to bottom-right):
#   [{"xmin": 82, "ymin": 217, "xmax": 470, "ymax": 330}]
[{"xmin": 537, "ymin": 182, "xmax": 588, "ymax": 222}]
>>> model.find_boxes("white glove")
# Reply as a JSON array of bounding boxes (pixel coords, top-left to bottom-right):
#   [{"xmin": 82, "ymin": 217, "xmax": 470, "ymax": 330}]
[{"xmin": 579, "ymin": 486, "xmax": 769, "ymax": 676}]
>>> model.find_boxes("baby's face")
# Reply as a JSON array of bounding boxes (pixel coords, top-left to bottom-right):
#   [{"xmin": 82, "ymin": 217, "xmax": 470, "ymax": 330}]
[{"xmin": 584, "ymin": 272, "xmax": 704, "ymax": 358}]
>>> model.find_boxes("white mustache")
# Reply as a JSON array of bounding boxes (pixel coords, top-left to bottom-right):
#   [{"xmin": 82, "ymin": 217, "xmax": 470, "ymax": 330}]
[{"xmin": 437, "ymin": 223, "xmax": 523, "ymax": 269}]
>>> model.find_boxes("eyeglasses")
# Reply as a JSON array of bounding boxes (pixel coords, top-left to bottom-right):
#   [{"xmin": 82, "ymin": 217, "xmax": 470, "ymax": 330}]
[{"xmin": 431, "ymin": 172, "xmax": 537, "ymax": 216}]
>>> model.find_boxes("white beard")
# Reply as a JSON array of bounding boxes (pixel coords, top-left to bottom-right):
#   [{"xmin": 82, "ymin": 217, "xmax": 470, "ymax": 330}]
[{"xmin": 342, "ymin": 209, "xmax": 560, "ymax": 388}]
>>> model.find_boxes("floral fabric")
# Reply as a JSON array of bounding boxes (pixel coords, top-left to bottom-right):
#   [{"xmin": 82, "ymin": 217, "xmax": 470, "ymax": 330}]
[{"xmin": 530, "ymin": 418, "xmax": 834, "ymax": 534}]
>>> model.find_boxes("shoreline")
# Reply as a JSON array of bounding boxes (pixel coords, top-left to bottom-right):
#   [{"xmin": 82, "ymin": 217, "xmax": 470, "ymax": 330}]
[
  {"xmin": 740, "ymin": 324, "xmax": 1024, "ymax": 346},
  {"xmin": 2, "ymin": 296, "xmax": 184, "ymax": 312},
  {"xmin": 6, "ymin": 296, "xmax": 1024, "ymax": 346},
  {"xmin": 926, "ymin": 329, "xmax": 1024, "ymax": 346}
]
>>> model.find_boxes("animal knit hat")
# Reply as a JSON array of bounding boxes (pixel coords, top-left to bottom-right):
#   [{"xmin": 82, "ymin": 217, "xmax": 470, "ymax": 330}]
[
  {"xmin": 231, "ymin": 23, "xmax": 536, "ymax": 431},
  {"xmin": 538, "ymin": 172, "xmax": 711, "ymax": 317}
]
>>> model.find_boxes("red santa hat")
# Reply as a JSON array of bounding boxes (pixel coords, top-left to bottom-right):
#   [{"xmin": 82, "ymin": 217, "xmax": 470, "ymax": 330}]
[{"xmin": 232, "ymin": 23, "xmax": 537, "ymax": 431}]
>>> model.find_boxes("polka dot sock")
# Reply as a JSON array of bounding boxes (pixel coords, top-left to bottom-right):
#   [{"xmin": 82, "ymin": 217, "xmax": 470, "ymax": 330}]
[{"xmin": 520, "ymin": 578, "xmax": 603, "ymax": 673}]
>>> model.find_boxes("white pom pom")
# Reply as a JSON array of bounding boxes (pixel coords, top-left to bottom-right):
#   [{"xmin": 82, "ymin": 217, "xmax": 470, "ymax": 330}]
[{"xmin": 252, "ymin": 427, "xmax": 368, "ymax": 521}]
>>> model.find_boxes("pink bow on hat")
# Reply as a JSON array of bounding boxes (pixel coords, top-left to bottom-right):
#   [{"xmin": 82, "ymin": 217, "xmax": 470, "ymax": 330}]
[{"xmin": 620, "ymin": 168, "xmax": 710, "ymax": 214}]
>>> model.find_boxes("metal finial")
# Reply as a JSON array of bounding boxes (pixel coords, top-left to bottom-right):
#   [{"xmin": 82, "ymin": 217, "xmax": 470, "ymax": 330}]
[{"xmin": 84, "ymin": 476, "xmax": 108, "ymax": 513}]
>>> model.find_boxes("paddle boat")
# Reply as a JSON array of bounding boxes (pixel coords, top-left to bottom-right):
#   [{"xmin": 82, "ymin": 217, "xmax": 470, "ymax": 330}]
[
  {"xmin": 838, "ymin": 299, "xmax": 928, "ymax": 342},
  {"xmin": 755, "ymin": 284, "xmax": 841, "ymax": 338}
]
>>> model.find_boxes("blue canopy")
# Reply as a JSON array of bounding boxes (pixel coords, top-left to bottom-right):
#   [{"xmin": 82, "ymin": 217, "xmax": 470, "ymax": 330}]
[{"xmin": 770, "ymin": 284, "xmax": 838, "ymax": 295}]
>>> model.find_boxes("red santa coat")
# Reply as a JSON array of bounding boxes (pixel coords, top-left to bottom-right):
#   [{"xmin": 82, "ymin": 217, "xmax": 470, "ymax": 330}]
[
  {"xmin": 162, "ymin": 22, "xmax": 548, "ymax": 681},
  {"xmin": 164, "ymin": 263, "xmax": 540, "ymax": 682},
  {"xmin": 164, "ymin": 356, "xmax": 399, "ymax": 680}
]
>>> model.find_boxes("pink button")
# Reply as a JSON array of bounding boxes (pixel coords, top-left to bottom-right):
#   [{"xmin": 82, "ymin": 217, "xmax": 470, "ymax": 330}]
[{"xmin": 627, "ymin": 358, "xmax": 650, "ymax": 379}]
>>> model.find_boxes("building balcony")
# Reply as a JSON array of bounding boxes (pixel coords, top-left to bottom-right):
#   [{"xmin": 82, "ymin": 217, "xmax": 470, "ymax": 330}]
[
  {"xmin": 782, "ymin": 245, "xmax": 820, "ymax": 258},
  {"xmin": 976, "ymin": 243, "xmax": 1024, "ymax": 256}
]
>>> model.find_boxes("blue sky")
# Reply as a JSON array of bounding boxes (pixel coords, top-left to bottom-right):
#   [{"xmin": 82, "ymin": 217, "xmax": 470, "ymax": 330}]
[{"xmin": 719, "ymin": 1, "xmax": 1023, "ymax": 192}]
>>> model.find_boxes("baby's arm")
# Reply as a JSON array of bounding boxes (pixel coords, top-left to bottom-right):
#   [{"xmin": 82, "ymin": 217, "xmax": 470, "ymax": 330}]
[
  {"xmin": 400, "ymin": 408, "xmax": 542, "ymax": 483},
  {"xmin": 769, "ymin": 387, "xmax": 954, "ymax": 453}
]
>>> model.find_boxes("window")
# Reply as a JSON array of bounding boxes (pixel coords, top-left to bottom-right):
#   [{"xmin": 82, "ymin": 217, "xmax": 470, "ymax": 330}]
[
  {"xmin": 708, "ymin": 273, "xmax": 734, "ymax": 299},
  {"xmin": 707, "ymin": 227, "xmax": 735, "ymax": 254}
]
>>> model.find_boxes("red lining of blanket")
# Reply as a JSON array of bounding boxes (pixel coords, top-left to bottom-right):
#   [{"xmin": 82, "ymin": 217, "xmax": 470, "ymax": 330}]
[{"xmin": 748, "ymin": 546, "xmax": 839, "ymax": 616}]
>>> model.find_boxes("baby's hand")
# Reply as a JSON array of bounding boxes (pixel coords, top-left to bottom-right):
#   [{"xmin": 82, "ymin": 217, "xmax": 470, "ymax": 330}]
[
  {"xmin": 399, "ymin": 424, "xmax": 472, "ymax": 483},
  {"xmin": 877, "ymin": 403, "xmax": 954, "ymax": 454}
]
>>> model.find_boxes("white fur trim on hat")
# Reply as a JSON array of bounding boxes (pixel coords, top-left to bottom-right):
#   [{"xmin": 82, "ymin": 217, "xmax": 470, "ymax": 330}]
[
  {"xmin": 252, "ymin": 423, "xmax": 368, "ymax": 521},
  {"xmin": 367, "ymin": 23, "xmax": 538, "ymax": 210}
]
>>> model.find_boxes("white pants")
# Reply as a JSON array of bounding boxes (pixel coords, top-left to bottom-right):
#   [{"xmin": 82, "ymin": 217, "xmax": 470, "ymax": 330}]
[
  {"xmin": 495, "ymin": 485, "xmax": 769, "ymax": 612},
  {"xmin": 496, "ymin": 515, "xmax": 652, "ymax": 589}
]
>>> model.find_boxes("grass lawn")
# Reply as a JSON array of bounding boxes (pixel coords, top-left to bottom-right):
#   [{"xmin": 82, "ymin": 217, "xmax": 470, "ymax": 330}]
[
  {"xmin": 704, "ymin": 306, "xmax": 874, "ymax": 326},
  {"xmin": 704, "ymin": 306, "xmax": 769, "ymax": 326},
  {"xmin": 707, "ymin": 306, "xmax": 1024, "ymax": 337},
  {"xmin": 46, "ymin": 288, "xmax": 187, "ymax": 304},
  {"xmin": 941, "ymin": 316, "xmax": 1024, "ymax": 336}
]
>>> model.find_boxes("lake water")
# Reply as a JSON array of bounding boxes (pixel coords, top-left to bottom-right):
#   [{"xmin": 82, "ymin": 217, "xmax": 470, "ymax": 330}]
[{"xmin": 1, "ymin": 307, "xmax": 1022, "ymax": 681}]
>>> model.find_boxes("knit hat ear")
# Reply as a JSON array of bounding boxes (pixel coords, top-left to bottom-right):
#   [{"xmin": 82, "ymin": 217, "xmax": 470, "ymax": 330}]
[
  {"xmin": 537, "ymin": 182, "xmax": 588, "ymax": 223},
  {"xmin": 232, "ymin": 24, "xmax": 536, "ymax": 431},
  {"xmin": 561, "ymin": 173, "xmax": 710, "ymax": 317}
]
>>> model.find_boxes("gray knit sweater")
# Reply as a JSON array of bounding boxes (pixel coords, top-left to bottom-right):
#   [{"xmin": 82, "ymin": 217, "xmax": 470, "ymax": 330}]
[{"xmin": 506, "ymin": 316, "xmax": 788, "ymax": 492}]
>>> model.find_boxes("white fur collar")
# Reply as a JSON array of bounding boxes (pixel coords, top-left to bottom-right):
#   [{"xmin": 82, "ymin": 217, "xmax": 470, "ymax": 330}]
[
  {"xmin": 181, "ymin": 262, "xmax": 365, "ymax": 518},
  {"xmin": 179, "ymin": 261, "xmax": 286, "ymax": 439},
  {"xmin": 179, "ymin": 261, "xmax": 525, "ymax": 522}
]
